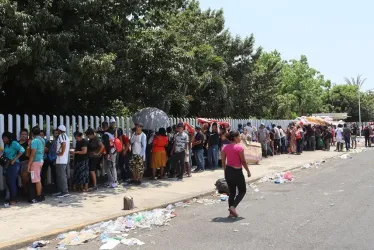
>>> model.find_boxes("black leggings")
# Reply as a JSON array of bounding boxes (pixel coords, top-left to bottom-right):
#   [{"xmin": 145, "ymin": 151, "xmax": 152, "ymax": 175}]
[{"xmin": 225, "ymin": 166, "xmax": 246, "ymax": 208}]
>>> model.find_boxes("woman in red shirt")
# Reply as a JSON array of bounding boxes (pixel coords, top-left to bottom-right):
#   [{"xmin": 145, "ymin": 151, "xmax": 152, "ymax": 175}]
[
  {"xmin": 151, "ymin": 128, "xmax": 168, "ymax": 180},
  {"xmin": 221, "ymin": 131, "xmax": 251, "ymax": 218}
]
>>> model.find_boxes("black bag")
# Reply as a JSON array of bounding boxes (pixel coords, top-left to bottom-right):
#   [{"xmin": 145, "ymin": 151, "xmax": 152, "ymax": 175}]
[
  {"xmin": 215, "ymin": 178, "xmax": 229, "ymax": 194},
  {"xmin": 0, "ymin": 154, "xmax": 10, "ymax": 168}
]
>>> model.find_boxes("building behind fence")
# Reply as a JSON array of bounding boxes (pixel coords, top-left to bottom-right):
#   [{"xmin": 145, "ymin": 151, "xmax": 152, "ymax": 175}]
[{"xmin": 0, "ymin": 113, "xmax": 293, "ymax": 191}]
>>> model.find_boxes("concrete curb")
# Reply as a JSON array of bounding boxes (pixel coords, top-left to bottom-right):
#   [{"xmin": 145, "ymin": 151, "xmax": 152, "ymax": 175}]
[{"xmin": 0, "ymin": 153, "xmax": 345, "ymax": 250}]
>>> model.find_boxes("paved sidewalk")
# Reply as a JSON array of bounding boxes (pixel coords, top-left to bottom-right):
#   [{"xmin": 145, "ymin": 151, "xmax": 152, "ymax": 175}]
[{"xmin": 0, "ymin": 150, "xmax": 343, "ymax": 248}]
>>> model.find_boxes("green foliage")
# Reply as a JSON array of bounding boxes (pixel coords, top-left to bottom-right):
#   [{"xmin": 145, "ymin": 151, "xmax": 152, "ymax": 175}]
[
  {"xmin": 324, "ymin": 84, "xmax": 374, "ymax": 122},
  {"xmin": 0, "ymin": 0, "xmax": 371, "ymax": 121}
]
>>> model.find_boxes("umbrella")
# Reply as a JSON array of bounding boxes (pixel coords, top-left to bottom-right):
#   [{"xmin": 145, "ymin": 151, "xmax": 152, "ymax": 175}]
[{"xmin": 132, "ymin": 107, "xmax": 169, "ymax": 130}]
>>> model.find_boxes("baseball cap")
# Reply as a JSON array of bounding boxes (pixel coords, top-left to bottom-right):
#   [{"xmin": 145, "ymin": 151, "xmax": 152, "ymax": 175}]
[
  {"xmin": 110, "ymin": 118, "xmax": 116, "ymax": 123},
  {"xmin": 177, "ymin": 123, "xmax": 184, "ymax": 128},
  {"xmin": 58, "ymin": 125, "xmax": 66, "ymax": 132},
  {"xmin": 195, "ymin": 125, "xmax": 201, "ymax": 130}
]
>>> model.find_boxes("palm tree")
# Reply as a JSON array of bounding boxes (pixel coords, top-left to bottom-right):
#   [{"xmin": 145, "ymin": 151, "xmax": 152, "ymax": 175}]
[
  {"xmin": 344, "ymin": 74, "xmax": 367, "ymax": 129},
  {"xmin": 344, "ymin": 74, "xmax": 367, "ymax": 88}
]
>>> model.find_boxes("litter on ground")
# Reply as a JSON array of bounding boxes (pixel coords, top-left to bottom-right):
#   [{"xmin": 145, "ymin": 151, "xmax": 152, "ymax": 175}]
[{"xmin": 121, "ymin": 238, "xmax": 145, "ymax": 246}]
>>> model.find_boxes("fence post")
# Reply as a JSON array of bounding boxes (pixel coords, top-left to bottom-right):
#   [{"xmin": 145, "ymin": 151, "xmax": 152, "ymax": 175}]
[
  {"xmin": 90, "ymin": 116, "xmax": 94, "ymax": 130},
  {"xmin": 8, "ymin": 114, "xmax": 13, "ymax": 133},
  {"xmin": 72, "ymin": 116, "xmax": 76, "ymax": 148},
  {"xmin": 53, "ymin": 115, "xmax": 57, "ymax": 129},
  {"xmin": 121, "ymin": 117, "xmax": 125, "ymax": 131},
  {"xmin": 126, "ymin": 117, "xmax": 130, "ymax": 136},
  {"xmin": 66, "ymin": 116, "xmax": 71, "ymax": 141},
  {"xmin": 84, "ymin": 116, "xmax": 88, "ymax": 132},
  {"xmin": 78, "ymin": 116, "xmax": 83, "ymax": 132},
  {"xmin": 59, "ymin": 115, "xmax": 64, "ymax": 127},
  {"xmin": 16, "ymin": 114, "xmax": 21, "ymax": 140},
  {"xmin": 46, "ymin": 115, "xmax": 51, "ymax": 139},
  {"xmin": 95, "ymin": 116, "xmax": 100, "ymax": 130},
  {"xmin": 39, "ymin": 115, "xmax": 43, "ymax": 130}
]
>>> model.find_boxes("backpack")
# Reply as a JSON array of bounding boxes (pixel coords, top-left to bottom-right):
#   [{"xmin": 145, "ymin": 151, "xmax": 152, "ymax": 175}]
[
  {"xmin": 295, "ymin": 130, "xmax": 302, "ymax": 139},
  {"xmin": 104, "ymin": 132, "xmax": 122, "ymax": 153},
  {"xmin": 215, "ymin": 178, "xmax": 229, "ymax": 194}
]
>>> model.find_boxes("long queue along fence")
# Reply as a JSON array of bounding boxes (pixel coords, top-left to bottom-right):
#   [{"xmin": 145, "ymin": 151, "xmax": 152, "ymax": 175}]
[{"xmin": 0, "ymin": 113, "xmax": 293, "ymax": 191}]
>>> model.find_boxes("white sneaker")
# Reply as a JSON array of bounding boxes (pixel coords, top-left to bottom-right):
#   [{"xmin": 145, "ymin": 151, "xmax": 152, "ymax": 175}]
[{"xmin": 57, "ymin": 193, "xmax": 70, "ymax": 198}]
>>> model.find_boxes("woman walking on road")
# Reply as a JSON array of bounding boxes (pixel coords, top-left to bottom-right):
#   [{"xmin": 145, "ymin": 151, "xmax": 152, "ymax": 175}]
[{"xmin": 221, "ymin": 131, "xmax": 251, "ymax": 218}]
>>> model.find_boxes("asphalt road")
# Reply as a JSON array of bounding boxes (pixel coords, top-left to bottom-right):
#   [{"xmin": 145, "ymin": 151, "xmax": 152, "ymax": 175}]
[{"xmin": 26, "ymin": 149, "xmax": 374, "ymax": 250}]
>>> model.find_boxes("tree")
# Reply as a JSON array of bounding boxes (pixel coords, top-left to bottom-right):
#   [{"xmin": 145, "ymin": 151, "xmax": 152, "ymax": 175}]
[
  {"xmin": 344, "ymin": 74, "xmax": 367, "ymax": 88},
  {"xmin": 324, "ymin": 84, "xmax": 374, "ymax": 122},
  {"xmin": 274, "ymin": 55, "xmax": 328, "ymax": 118}
]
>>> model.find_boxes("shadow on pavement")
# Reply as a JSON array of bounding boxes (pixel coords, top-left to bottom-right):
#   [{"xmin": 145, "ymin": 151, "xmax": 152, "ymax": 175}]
[{"xmin": 211, "ymin": 217, "xmax": 245, "ymax": 223}]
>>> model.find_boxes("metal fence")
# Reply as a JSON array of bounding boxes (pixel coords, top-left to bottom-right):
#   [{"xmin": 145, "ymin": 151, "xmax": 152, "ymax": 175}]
[{"xmin": 0, "ymin": 113, "xmax": 293, "ymax": 191}]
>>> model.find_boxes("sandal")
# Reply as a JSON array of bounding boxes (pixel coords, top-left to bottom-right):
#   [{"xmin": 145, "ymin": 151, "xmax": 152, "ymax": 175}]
[{"xmin": 229, "ymin": 207, "xmax": 239, "ymax": 217}]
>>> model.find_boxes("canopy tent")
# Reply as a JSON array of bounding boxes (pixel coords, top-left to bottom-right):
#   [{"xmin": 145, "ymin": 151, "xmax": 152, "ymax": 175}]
[{"xmin": 295, "ymin": 116, "xmax": 331, "ymax": 126}]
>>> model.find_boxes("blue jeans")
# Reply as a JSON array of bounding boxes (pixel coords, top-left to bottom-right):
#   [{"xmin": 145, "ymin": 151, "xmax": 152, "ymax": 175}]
[
  {"xmin": 194, "ymin": 149, "xmax": 205, "ymax": 170},
  {"xmin": 281, "ymin": 138, "xmax": 286, "ymax": 153},
  {"xmin": 344, "ymin": 137, "xmax": 351, "ymax": 150},
  {"xmin": 208, "ymin": 145, "xmax": 219, "ymax": 169},
  {"xmin": 5, "ymin": 162, "xmax": 20, "ymax": 202}
]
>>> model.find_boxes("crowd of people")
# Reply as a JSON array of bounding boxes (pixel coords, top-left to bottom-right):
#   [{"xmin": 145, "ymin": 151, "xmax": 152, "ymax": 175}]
[
  {"xmin": 0, "ymin": 118, "xmax": 365, "ymax": 208},
  {"xmin": 238, "ymin": 122, "xmax": 361, "ymax": 157}
]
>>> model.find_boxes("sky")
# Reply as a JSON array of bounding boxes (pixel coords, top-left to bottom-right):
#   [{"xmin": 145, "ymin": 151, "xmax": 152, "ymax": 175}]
[{"xmin": 199, "ymin": 0, "xmax": 374, "ymax": 90}]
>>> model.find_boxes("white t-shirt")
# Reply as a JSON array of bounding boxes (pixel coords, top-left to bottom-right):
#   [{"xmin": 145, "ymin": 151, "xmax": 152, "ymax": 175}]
[
  {"xmin": 56, "ymin": 133, "xmax": 70, "ymax": 164},
  {"xmin": 335, "ymin": 128, "xmax": 344, "ymax": 140}
]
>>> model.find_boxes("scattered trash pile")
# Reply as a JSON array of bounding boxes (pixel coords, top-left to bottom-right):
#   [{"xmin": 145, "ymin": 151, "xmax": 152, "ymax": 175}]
[
  {"xmin": 302, "ymin": 159, "xmax": 326, "ymax": 169},
  {"xmin": 258, "ymin": 171, "xmax": 294, "ymax": 184},
  {"xmin": 27, "ymin": 205, "xmax": 179, "ymax": 250},
  {"xmin": 335, "ymin": 147, "xmax": 370, "ymax": 160}
]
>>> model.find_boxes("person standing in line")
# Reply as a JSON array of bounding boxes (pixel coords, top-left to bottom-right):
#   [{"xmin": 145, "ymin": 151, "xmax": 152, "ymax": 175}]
[
  {"xmin": 119, "ymin": 133, "xmax": 131, "ymax": 183},
  {"xmin": 363, "ymin": 126, "xmax": 371, "ymax": 147},
  {"xmin": 165, "ymin": 126, "xmax": 176, "ymax": 176},
  {"xmin": 19, "ymin": 129, "xmax": 30, "ymax": 195},
  {"xmin": 55, "ymin": 125, "xmax": 70, "ymax": 198},
  {"xmin": 86, "ymin": 128, "xmax": 103, "ymax": 191},
  {"xmin": 192, "ymin": 126, "xmax": 205, "ymax": 173},
  {"xmin": 322, "ymin": 126, "xmax": 332, "ymax": 151},
  {"xmin": 272, "ymin": 124, "xmax": 281, "ymax": 155},
  {"xmin": 102, "ymin": 121, "xmax": 118, "ymax": 188},
  {"xmin": 130, "ymin": 123, "xmax": 147, "ymax": 185},
  {"xmin": 306, "ymin": 125, "xmax": 316, "ymax": 151},
  {"xmin": 244, "ymin": 122, "xmax": 253, "ymax": 141},
  {"xmin": 343, "ymin": 124, "xmax": 351, "ymax": 151},
  {"xmin": 277, "ymin": 126, "xmax": 286, "ymax": 154},
  {"xmin": 207, "ymin": 123, "xmax": 220, "ymax": 170},
  {"xmin": 150, "ymin": 128, "xmax": 168, "ymax": 180},
  {"xmin": 71, "ymin": 132, "xmax": 89, "ymax": 192},
  {"xmin": 335, "ymin": 124, "xmax": 344, "ymax": 152},
  {"xmin": 185, "ymin": 130, "xmax": 193, "ymax": 178},
  {"xmin": 221, "ymin": 131, "xmax": 251, "ymax": 218},
  {"xmin": 2, "ymin": 132, "xmax": 25, "ymax": 206},
  {"xmin": 171, "ymin": 123, "xmax": 189, "ymax": 180},
  {"xmin": 27, "ymin": 126, "xmax": 45, "ymax": 203},
  {"xmin": 42, "ymin": 129, "xmax": 59, "ymax": 188},
  {"xmin": 351, "ymin": 124, "xmax": 358, "ymax": 149},
  {"xmin": 257, "ymin": 124, "xmax": 269, "ymax": 158},
  {"xmin": 109, "ymin": 118, "xmax": 123, "ymax": 180},
  {"xmin": 295, "ymin": 125, "xmax": 303, "ymax": 155}
]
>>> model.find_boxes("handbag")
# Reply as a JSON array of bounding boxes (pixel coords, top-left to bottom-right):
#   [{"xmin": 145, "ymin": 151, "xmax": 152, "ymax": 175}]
[{"xmin": 0, "ymin": 154, "xmax": 10, "ymax": 168}]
